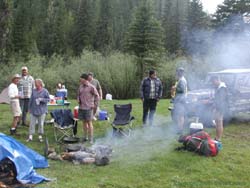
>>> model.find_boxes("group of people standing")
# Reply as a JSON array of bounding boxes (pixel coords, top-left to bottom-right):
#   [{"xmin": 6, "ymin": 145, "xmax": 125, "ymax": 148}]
[
  {"xmin": 7, "ymin": 67, "xmax": 102, "ymax": 144},
  {"xmin": 77, "ymin": 73, "xmax": 102, "ymax": 144},
  {"xmin": 140, "ymin": 68, "xmax": 187, "ymax": 132},
  {"xmin": 8, "ymin": 66, "xmax": 50, "ymax": 142},
  {"xmin": 7, "ymin": 66, "xmax": 226, "ymax": 143},
  {"xmin": 140, "ymin": 68, "xmax": 227, "ymax": 142}
]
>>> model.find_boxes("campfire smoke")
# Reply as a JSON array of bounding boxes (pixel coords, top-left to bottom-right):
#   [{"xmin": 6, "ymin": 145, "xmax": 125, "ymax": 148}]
[{"xmin": 94, "ymin": 115, "xmax": 177, "ymax": 165}]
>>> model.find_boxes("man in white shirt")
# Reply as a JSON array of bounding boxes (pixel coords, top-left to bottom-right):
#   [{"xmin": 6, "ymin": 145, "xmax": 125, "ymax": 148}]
[{"xmin": 8, "ymin": 74, "xmax": 22, "ymax": 135}]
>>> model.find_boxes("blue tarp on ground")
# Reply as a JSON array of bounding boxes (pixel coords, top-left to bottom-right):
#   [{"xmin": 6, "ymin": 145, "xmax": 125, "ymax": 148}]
[{"xmin": 0, "ymin": 133, "xmax": 49, "ymax": 184}]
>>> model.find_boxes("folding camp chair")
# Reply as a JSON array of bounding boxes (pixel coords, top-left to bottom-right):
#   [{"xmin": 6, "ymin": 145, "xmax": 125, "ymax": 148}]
[
  {"xmin": 50, "ymin": 109, "xmax": 77, "ymax": 142},
  {"xmin": 111, "ymin": 104, "xmax": 134, "ymax": 137}
]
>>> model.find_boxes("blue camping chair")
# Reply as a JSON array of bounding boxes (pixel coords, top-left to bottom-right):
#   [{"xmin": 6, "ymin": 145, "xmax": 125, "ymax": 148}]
[
  {"xmin": 50, "ymin": 109, "xmax": 77, "ymax": 142},
  {"xmin": 111, "ymin": 104, "xmax": 134, "ymax": 137}
]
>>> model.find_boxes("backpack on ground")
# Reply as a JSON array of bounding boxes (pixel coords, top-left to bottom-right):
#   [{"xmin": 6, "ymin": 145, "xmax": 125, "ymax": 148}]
[
  {"xmin": 177, "ymin": 131, "xmax": 220, "ymax": 157},
  {"xmin": 199, "ymin": 139, "xmax": 219, "ymax": 157}
]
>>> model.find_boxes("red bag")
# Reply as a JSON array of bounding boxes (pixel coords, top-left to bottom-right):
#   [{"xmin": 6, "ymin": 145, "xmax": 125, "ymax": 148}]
[
  {"xmin": 178, "ymin": 131, "xmax": 219, "ymax": 157},
  {"xmin": 199, "ymin": 139, "xmax": 219, "ymax": 157}
]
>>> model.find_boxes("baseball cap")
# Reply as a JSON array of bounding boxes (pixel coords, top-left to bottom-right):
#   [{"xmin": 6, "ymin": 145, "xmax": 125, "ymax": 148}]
[{"xmin": 21, "ymin": 66, "xmax": 28, "ymax": 71}]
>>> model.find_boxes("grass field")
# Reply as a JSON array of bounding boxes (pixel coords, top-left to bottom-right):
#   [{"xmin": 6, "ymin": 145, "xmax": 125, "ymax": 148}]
[{"xmin": 1, "ymin": 99, "xmax": 250, "ymax": 188}]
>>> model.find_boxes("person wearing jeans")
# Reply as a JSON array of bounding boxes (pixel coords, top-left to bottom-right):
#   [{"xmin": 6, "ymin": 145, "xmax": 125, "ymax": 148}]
[
  {"xmin": 27, "ymin": 79, "xmax": 50, "ymax": 142},
  {"xmin": 140, "ymin": 70, "xmax": 162, "ymax": 126},
  {"xmin": 18, "ymin": 66, "xmax": 35, "ymax": 126}
]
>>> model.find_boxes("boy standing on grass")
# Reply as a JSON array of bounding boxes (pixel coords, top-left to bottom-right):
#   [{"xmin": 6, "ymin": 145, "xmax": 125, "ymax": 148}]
[
  {"xmin": 8, "ymin": 74, "xmax": 22, "ymax": 135},
  {"xmin": 77, "ymin": 73, "xmax": 99, "ymax": 144}
]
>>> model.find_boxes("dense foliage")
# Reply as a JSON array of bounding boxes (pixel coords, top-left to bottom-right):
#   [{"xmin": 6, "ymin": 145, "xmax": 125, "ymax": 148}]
[
  {"xmin": 0, "ymin": 0, "xmax": 250, "ymax": 98},
  {"xmin": 0, "ymin": 0, "xmax": 210, "ymax": 58}
]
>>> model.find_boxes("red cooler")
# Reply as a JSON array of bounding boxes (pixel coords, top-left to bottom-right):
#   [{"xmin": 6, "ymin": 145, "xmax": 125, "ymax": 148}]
[{"xmin": 74, "ymin": 106, "xmax": 79, "ymax": 118}]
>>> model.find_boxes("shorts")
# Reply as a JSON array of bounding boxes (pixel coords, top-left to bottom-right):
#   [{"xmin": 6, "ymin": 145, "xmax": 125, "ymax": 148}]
[
  {"xmin": 10, "ymin": 101, "xmax": 22, "ymax": 117},
  {"xmin": 174, "ymin": 102, "xmax": 185, "ymax": 117},
  {"xmin": 214, "ymin": 110, "xmax": 223, "ymax": 121},
  {"xmin": 78, "ymin": 109, "xmax": 93, "ymax": 121}
]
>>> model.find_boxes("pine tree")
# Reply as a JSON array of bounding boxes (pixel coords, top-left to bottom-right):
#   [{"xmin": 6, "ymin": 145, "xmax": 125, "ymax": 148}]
[
  {"xmin": 126, "ymin": 0, "xmax": 164, "ymax": 76},
  {"xmin": 0, "ymin": 0, "xmax": 12, "ymax": 62},
  {"xmin": 94, "ymin": 0, "xmax": 113, "ymax": 53},
  {"xmin": 112, "ymin": 0, "xmax": 135, "ymax": 50},
  {"xmin": 188, "ymin": 0, "xmax": 208, "ymax": 28},
  {"xmin": 213, "ymin": 0, "xmax": 250, "ymax": 31},
  {"xmin": 162, "ymin": 0, "xmax": 180, "ymax": 54},
  {"xmin": 183, "ymin": 0, "xmax": 210, "ymax": 56},
  {"xmin": 161, "ymin": 0, "xmax": 189, "ymax": 54},
  {"xmin": 39, "ymin": 0, "xmax": 69, "ymax": 56},
  {"xmin": 11, "ymin": 0, "xmax": 32, "ymax": 56},
  {"xmin": 71, "ymin": 0, "xmax": 96, "ymax": 55},
  {"xmin": 32, "ymin": 0, "xmax": 50, "ymax": 54}
]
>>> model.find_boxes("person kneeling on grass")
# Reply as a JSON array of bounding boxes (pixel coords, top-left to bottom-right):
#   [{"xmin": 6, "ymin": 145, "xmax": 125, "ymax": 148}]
[{"xmin": 26, "ymin": 79, "xmax": 50, "ymax": 142}]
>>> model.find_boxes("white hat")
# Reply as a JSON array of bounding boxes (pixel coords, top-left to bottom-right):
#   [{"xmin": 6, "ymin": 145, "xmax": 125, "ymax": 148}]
[
  {"xmin": 12, "ymin": 74, "xmax": 21, "ymax": 80},
  {"xmin": 21, "ymin": 66, "xmax": 28, "ymax": 71}
]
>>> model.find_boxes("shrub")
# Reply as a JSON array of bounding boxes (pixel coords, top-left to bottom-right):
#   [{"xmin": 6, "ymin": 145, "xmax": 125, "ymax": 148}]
[{"xmin": 1, "ymin": 51, "xmax": 198, "ymax": 99}]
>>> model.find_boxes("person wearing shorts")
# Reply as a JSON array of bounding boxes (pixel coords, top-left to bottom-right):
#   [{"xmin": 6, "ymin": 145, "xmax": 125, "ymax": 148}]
[
  {"xmin": 210, "ymin": 75, "xmax": 228, "ymax": 142},
  {"xmin": 77, "ymin": 73, "xmax": 99, "ymax": 144},
  {"xmin": 8, "ymin": 74, "xmax": 22, "ymax": 135},
  {"xmin": 173, "ymin": 67, "xmax": 187, "ymax": 134}
]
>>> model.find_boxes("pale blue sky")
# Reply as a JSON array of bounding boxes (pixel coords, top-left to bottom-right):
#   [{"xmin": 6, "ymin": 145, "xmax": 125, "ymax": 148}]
[{"xmin": 201, "ymin": 0, "xmax": 224, "ymax": 14}]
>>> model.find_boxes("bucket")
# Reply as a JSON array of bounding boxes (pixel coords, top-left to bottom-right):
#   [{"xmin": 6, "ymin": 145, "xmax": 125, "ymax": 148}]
[
  {"xmin": 74, "ymin": 106, "xmax": 79, "ymax": 119},
  {"xmin": 99, "ymin": 110, "xmax": 107, "ymax": 121}
]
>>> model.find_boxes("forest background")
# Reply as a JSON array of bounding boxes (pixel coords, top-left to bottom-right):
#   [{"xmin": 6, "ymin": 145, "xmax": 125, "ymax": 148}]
[{"xmin": 0, "ymin": 0, "xmax": 250, "ymax": 99}]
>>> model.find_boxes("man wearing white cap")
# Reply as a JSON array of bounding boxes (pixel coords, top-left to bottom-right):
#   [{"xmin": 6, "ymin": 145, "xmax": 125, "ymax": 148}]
[
  {"xmin": 18, "ymin": 66, "xmax": 35, "ymax": 126},
  {"xmin": 8, "ymin": 74, "xmax": 22, "ymax": 135}
]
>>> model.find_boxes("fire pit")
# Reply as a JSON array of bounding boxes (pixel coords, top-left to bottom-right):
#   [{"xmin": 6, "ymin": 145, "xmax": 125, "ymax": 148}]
[{"xmin": 48, "ymin": 144, "xmax": 112, "ymax": 166}]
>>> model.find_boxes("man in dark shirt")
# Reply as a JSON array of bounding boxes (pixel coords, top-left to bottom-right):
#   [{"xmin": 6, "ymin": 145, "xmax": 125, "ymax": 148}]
[
  {"xmin": 140, "ymin": 70, "xmax": 162, "ymax": 126},
  {"xmin": 210, "ymin": 75, "xmax": 228, "ymax": 142}
]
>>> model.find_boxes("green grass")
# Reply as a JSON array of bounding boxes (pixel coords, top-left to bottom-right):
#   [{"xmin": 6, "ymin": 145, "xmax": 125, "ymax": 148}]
[{"xmin": 1, "ymin": 99, "xmax": 250, "ymax": 188}]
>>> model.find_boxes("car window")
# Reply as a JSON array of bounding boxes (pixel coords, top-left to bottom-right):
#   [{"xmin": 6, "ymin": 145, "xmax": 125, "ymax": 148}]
[
  {"xmin": 219, "ymin": 74, "xmax": 235, "ymax": 88},
  {"xmin": 205, "ymin": 73, "xmax": 235, "ymax": 89},
  {"xmin": 235, "ymin": 73, "xmax": 250, "ymax": 92}
]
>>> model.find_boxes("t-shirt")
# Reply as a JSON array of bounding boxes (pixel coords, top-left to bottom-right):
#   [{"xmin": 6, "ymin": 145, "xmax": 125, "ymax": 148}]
[
  {"xmin": 90, "ymin": 79, "xmax": 101, "ymax": 91},
  {"xmin": 8, "ymin": 83, "xmax": 19, "ymax": 102},
  {"xmin": 214, "ymin": 82, "xmax": 228, "ymax": 114},
  {"xmin": 174, "ymin": 76, "xmax": 187, "ymax": 103}
]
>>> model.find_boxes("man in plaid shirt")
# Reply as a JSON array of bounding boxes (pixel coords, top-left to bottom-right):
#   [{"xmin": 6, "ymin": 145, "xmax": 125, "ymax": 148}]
[
  {"xmin": 140, "ymin": 70, "xmax": 162, "ymax": 126},
  {"xmin": 18, "ymin": 66, "xmax": 35, "ymax": 126}
]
